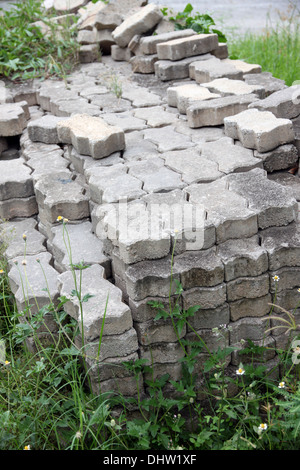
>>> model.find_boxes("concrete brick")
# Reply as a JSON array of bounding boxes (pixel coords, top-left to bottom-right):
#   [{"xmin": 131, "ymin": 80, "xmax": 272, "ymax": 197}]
[
  {"xmin": 56, "ymin": 114, "xmax": 125, "ymax": 159},
  {"xmin": 226, "ymin": 168, "xmax": 298, "ymax": 229},
  {"xmin": 191, "ymin": 57, "xmax": 243, "ymax": 83},
  {"xmin": 0, "ymin": 218, "xmax": 46, "ymax": 260},
  {"xmin": 0, "ymin": 102, "xmax": 28, "ymax": 136},
  {"xmin": 229, "ymin": 316, "xmax": 270, "ymax": 343},
  {"xmin": 229, "ymin": 294, "xmax": 272, "ymax": 321},
  {"xmin": 130, "ymin": 54, "xmax": 158, "ymax": 74},
  {"xmin": 248, "ymin": 85, "xmax": 300, "ymax": 119},
  {"xmin": 0, "ymin": 196, "xmax": 38, "ymax": 220},
  {"xmin": 140, "ymin": 29, "xmax": 196, "ymax": 55},
  {"xmin": 27, "ymin": 114, "xmax": 68, "ymax": 144},
  {"xmin": 201, "ymin": 78, "xmax": 265, "ymax": 98},
  {"xmin": 269, "ymin": 266, "xmax": 300, "ymax": 293},
  {"xmin": 133, "ymin": 106, "xmax": 178, "ymax": 128},
  {"xmin": 167, "ymin": 83, "xmax": 220, "ymax": 114},
  {"xmin": 79, "ymin": 44, "xmax": 101, "ymax": 63},
  {"xmin": 134, "ymin": 317, "xmax": 186, "ymax": 345},
  {"xmin": 58, "ymin": 264, "xmax": 132, "ymax": 341},
  {"xmin": 143, "ymin": 125, "xmax": 195, "ymax": 152},
  {"xmin": 156, "ymin": 33, "xmax": 219, "ymax": 61},
  {"xmin": 154, "ymin": 53, "xmax": 213, "ymax": 81},
  {"xmin": 0, "ymin": 159, "xmax": 34, "ymax": 201},
  {"xmin": 222, "ymin": 58, "xmax": 262, "ymax": 75},
  {"xmin": 217, "ymin": 236, "xmax": 269, "ymax": 281},
  {"xmin": 227, "ymin": 273, "xmax": 269, "ymax": 301},
  {"xmin": 243, "ymin": 72, "xmax": 287, "ymax": 97},
  {"xmin": 182, "ymin": 284, "xmax": 227, "ymax": 310},
  {"xmin": 224, "ymin": 108, "xmax": 295, "ymax": 152},
  {"xmin": 112, "ymin": 4, "xmax": 163, "ymax": 48},
  {"xmin": 186, "ymin": 93, "xmax": 258, "ymax": 128},
  {"xmin": 260, "ymin": 223, "xmax": 300, "ymax": 271},
  {"xmin": 254, "ymin": 143, "xmax": 299, "ymax": 173},
  {"xmin": 111, "ymin": 45, "xmax": 133, "ymax": 62}
]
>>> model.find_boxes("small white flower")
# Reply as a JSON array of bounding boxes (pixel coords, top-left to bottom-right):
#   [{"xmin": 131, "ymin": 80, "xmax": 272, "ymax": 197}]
[
  {"xmin": 75, "ymin": 431, "xmax": 82, "ymax": 440},
  {"xmin": 273, "ymin": 275, "xmax": 280, "ymax": 282},
  {"xmin": 110, "ymin": 419, "xmax": 116, "ymax": 427},
  {"xmin": 258, "ymin": 423, "xmax": 268, "ymax": 432},
  {"xmin": 278, "ymin": 381, "xmax": 285, "ymax": 389},
  {"xmin": 236, "ymin": 366, "xmax": 245, "ymax": 376},
  {"xmin": 189, "ymin": 397, "xmax": 194, "ymax": 404}
]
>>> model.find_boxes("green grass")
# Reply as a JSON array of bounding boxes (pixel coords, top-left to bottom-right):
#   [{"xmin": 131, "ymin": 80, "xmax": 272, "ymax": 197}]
[{"xmin": 227, "ymin": 2, "xmax": 300, "ymax": 86}]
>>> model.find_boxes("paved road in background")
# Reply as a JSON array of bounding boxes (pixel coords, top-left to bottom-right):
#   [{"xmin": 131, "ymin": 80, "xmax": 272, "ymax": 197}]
[
  {"xmin": 0, "ymin": 0, "xmax": 295, "ymax": 34},
  {"xmin": 151, "ymin": 0, "xmax": 294, "ymax": 34}
]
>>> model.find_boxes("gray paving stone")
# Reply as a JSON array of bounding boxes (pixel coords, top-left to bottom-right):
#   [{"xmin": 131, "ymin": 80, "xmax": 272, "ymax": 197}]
[
  {"xmin": 0, "ymin": 196, "xmax": 38, "ymax": 221},
  {"xmin": 269, "ymin": 266, "xmax": 300, "ymax": 293},
  {"xmin": 101, "ymin": 111, "xmax": 147, "ymax": 132},
  {"xmin": 27, "ymin": 153, "xmax": 70, "ymax": 182},
  {"xmin": 111, "ymin": 45, "xmax": 133, "ymax": 62},
  {"xmin": 140, "ymin": 341, "xmax": 185, "ymax": 366},
  {"xmin": 154, "ymin": 53, "xmax": 214, "ymax": 81},
  {"xmin": 124, "ymin": 256, "xmax": 179, "ymax": 301},
  {"xmin": 79, "ymin": 44, "xmax": 101, "ymax": 64},
  {"xmin": 58, "ymin": 264, "xmax": 132, "ymax": 341},
  {"xmin": 222, "ymin": 58, "xmax": 262, "ymax": 75},
  {"xmin": 248, "ymin": 85, "xmax": 300, "ymax": 119},
  {"xmin": 174, "ymin": 247, "xmax": 224, "ymax": 289},
  {"xmin": 143, "ymin": 125, "xmax": 195, "ymax": 152},
  {"xmin": 8, "ymin": 251, "xmax": 60, "ymax": 317},
  {"xmin": 122, "ymin": 132, "xmax": 159, "ymax": 161},
  {"xmin": 229, "ymin": 294, "xmax": 272, "ymax": 322},
  {"xmin": 52, "ymin": 98, "xmax": 102, "ymax": 117},
  {"xmin": 217, "ymin": 236, "xmax": 269, "ymax": 281},
  {"xmin": 187, "ymin": 303, "xmax": 230, "ymax": 331},
  {"xmin": 128, "ymin": 157, "xmax": 185, "ymax": 192},
  {"xmin": 199, "ymin": 137, "xmax": 263, "ymax": 174},
  {"xmin": 139, "ymin": 29, "xmax": 196, "ymax": 55},
  {"xmin": 0, "ymin": 102, "xmax": 28, "ymax": 136},
  {"xmin": 191, "ymin": 57, "xmax": 243, "ymax": 83},
  {"xmin": 130, "ymin": 55, "xmax": 159, "ymax": 74},
  {"xmin": 34, "ymin": 171, "xmax": 90, "ymax": 224},
  {"xmin": 90, "ymin": 93, "xmax": 132, "ymax": 113},
  {"xmin": 185, "ymin": 178, "xmax": 258, "ymax": 243},
  {"xmin": 267, "ymin": 172, "xmax": 300, "ymax": 201},
  {"xmin": 174, "ymin": 121, "xmax": 225, "ymax": 143},
  {"xmin": 78, "ymin": 326, "xmax": 139, "ymax": 361},
  {"xmin": 254, "ymin": 143, "xmax": 299, "ymax": 173},
  {"xmin": 229, "ymin": 316, "xmax": 270, "ymax": 343},
  {"xmin": 37, "ymin": 85, "xmax": 79, "ymax": 112},
  {"xmin": 260, "ymin": 222, "xmax": 300, "ymax": 270},
  {"xmin": 224, "ymin": 108, "xmax": 295, "ymax": 152},
  {"xmin": 201, "ymin": 78, "xmax": 265, "ymax": 99},
  {"xmin": 243, "ymin": 72, "xmax": 287, "ymax": 97},
  {"xmin": 54, "ymin": 0, "xmax": 88, "ymax": 14},
  {"xmin": 0, "ymin": 159, "xmax": 34, "ymax": 201},
  {"xmin": 0, "ymin": 218, "xmax": 46, "ymax": 260},
  {"xmin": 211, "ymin": 42, "xmax": 228, "ymax": 60},
  {"xmin": 227, "ymin": 273, "xmax": 269, "ymax": 301},
  {"xmin": 87, "ymin": 165, "xmax": 145, "ymax": 204},
  {"xmin": 49, "ymin": 221, "xmax": 110, "ymax": 275},
  {"xmin": 186, "ymin": 94, "xmax": 258, "ymax": 128},
  {"xmin": 112, "ymin": 3, "xmax": 163, "ymax": 48},
  {"xmin": 226, "ymin": 168, "xmax": 298, "ymax": 229},
  {"xmin": 69, "ymin": 146, "xmax": 123, "ymax": 174},
  {"xmin": 122, "ymin": 84, "xmax": 162, "ymax": 107},
  {"xmin": 133, "ymin": 106, "xmax": 178, "ymax": 127},
  {"xmin": 27, "ymin": 114, "xmax": 68, "ymax": 144},
  {"xmin": 156, "ymin": 33, "xmax": 219, "ymax": 61},
  {"xmin": 182, "ymin": 283, "xmax": 227, "ymax": 310},
  {"xmin": 134, "ymin": 317, "xmax": 186, "ymax": 345},
  {"xmin": 129, "ymin": 295, "xmax": 181, "ymax": 323},
  {"xmin": 56, "ymin": 114, "xmax": 125, "ymax": 159},
  {"xmin": 162, "ymin": 148, "xmax": 223, "ymax": 184},
  {"xmin": 167, "ymin": 83, "xmax": 220, "ymax": 114}
]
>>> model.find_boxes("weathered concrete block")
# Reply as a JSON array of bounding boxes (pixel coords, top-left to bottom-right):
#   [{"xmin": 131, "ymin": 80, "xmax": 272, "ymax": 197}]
[
  {"xmin": 49, "ymin": 221, "xmax": 110, "ymax": 276},
  {"xmin": 143, "ymin": 125, "xmax": 195, "ymax": 152},
  {"xmin": 224, "ymin": 108, "xmax": 295, "ymax": 152},
  {"xmin": 163, "ymin": 147, "xmax": 223, "ymax": 184},
  {"xmin": 130, "ymin": 54, "xmax": 158, "ymax": 74},
  {"xmin": 27, "ymin": 114, "xmax": 68, "ymax": 144},
  {"xmin": 227, "ymin": 273, "xmax": 269, "ymax": 302},
  {"xmin": 254, "ymin": 143, "xmax": 299, "ymax": 173},
  {"xmin": 0, "ymin": 159, "xmax": 34, "ymax": 201},
  {"xmin": 154, "ymin": 53, "xmax": 213, "ymax": 81},
  {"xmin": 227, "ymin": 168, "xmax": 298, "ymax": 229},
  {"xmin": 186, "ymin": 94, "xmax": 258, "ymax": 128},
  {"xmin": 34, "ymin": 172, "xmax": 90, "ymax": 224},
  {"xmin": 128, "ymin": 157, "xmax": 185, "ymax": 192},
  {"xmin": 211, "ymin": 42, "xmax": 228, "ymax": 59},
  {"xmin": 54, "ymin": 0, "xmax": 88, "ymax": 14},
  {"xmin": 79, "ymin": 44, "xmax": 100, "ymax": 63},
  {"xmin": 267, "ymin": 173, "xmax": 300, "ymax": 202},
  {"xmin": 129, "ymin": 295, "xmax": 181, "ymax": 323},
  {"xmin": 140, "ymin": 341, "xmax": 185, "ymax": 365},
  {"xmin": 8, "ymin": 251, "xmax": 60, "ymax": 318},
  {"xmin": 201, "ymin": 78, "xmax": 265, "ymax": 99},
  {"xmin": 187, "ymin": 303, "xmax": 230, "ymax": 331},
  {"xmin": 269, "ymin": 266, "xmax": 300, "ymax": 293},
  {"xmin": 140, "ymin": 29, "xmax": 196, "ymax": 55},
  {"xmin": 222, "ymin": 58, "xmax": 262, "ymax": 75},
  {"xmin": 94, "ymin": 9, "xmax": 123, "ymax": 30},
  {"xmin": 134, "ymin": 317, "xmax": 186, "ymax": 345},
  {"xmin": 0, "ymin": 218, "xmax": 46, "ymax": 260},
  {"xmin": 217, "ymin": 236, "xmax": 269, "ymax": 282},
  {"xmin": 122, "ymin": 84, "xmax": 162, "ymax": 108},
  {"xmin": 249, "ymin": 85, "xmax": 300, "ymax": 119},
  {"xmin": 173, "ymin": 247, "xmax": 224, "ymax": 288},
  {"xmin": 111, "ymin": 45, "xmax": 133, "ymax": 62},
  {"xmin": 182, "ymin": 284, "xmax": 227, "ymax": 310},
  {"xmin": 0, "ymin": 196, "xmax": 38, "ymax": 220},
  {"xmin": 112, "ymin": 4, "xmax": 163, "ymax": 48},
  {"xmin": 58, "ymin": 264, "xmax": 132, "ymax": 341},
  {"xmin": 156, "ymin": 33, "xmax": 219, "ymax": 61},
  {"xmin": 244, "ymin": 72, "xmax": 287, "ymax": 97},
  {"xmin": 191, "ymin": 57, "xmax": 243, "ymax": 83},
  {"xmin": 260, "ymin": 222, "xmax": 300, "ymax": 271},
  {"xmin": 57, "ymin": 114, "xmax": 125, "ymax": 159},
  {"xmin": 133, "ymin": 106, "xmax": 178, "ymax": 128},
  {"xmin": 167, "ymin": 83, "xmax": 220, "ymax": 114},
  {"xmin": 0, "ymin": 102, "xmax": 28, "ymax": 136},
  {"xmin": 185, "ymin": 178, "xmax": 258, "ymax": 244},
  {"xmin": 231, "ymin": 336, "xmax": 275, "ymax": 365},
  {"xmin": 200, "ymin": 137, "xmax": 262, "ymax": 174},
  {"xmin": 77, "ymin": 327, "xmax": 138, "ymax": 361},
  {"xmin": 229, "ymin": 316, "xmax": 270, "ymax": 343},
  {"xmin": 229, "ymin": 294, "xmax": 272, "ymax": 321}
]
